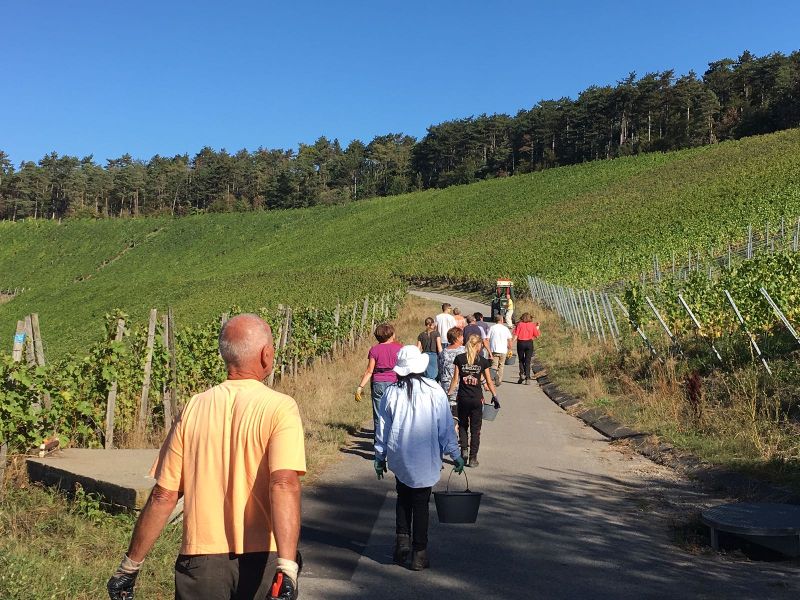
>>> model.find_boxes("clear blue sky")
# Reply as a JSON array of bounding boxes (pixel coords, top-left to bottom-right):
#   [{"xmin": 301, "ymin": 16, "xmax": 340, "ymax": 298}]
[{"xmin": 3, "ymin": 1, "xmax": 799, "ymax": 166}]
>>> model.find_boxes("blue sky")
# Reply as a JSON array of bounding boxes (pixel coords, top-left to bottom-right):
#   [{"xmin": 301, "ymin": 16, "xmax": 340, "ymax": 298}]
[{"xmin": 2, "ymin": 1, "xmax": 799, "ymax": 165}]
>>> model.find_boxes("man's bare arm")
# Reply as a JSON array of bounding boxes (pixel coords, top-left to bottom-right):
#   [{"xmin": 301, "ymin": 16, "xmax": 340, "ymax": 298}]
[
  {"xmin": 127, "ymin": 484, "xmax": 180, "ymax": 562},
  {"xmin": 271, "ymin": 469, "xmax": 301, "ymax": 560}
]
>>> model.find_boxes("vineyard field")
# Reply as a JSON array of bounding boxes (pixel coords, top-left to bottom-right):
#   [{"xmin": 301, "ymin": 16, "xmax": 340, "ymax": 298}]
[{"xmin": 2, "ymin": 128, "xmax": 800, "ymax": 357}]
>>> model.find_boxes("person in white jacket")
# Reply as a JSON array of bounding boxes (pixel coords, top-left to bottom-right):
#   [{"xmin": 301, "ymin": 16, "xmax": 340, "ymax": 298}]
[{"xmin": 374, "ymin": 345, "xmax": 465, "ymax": 571}]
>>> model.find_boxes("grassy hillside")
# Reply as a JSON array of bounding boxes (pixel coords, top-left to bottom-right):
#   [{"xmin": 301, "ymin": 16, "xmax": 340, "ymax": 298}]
[{"xmin": 2, "ymin": 129, "xmax": 800, "ymax": 357}]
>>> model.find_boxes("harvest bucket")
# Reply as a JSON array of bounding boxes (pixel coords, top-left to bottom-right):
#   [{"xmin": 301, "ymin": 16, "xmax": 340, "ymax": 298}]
[
  {"xmin": 482, "ymin": 401, "xmax": 500, "ymax": 421},
  {"xmin": 434, "ymin": 470, "xmax": 483, "ymax": 524},
  {"xmin": 504, "ymin": 354, "xmax": 516, "ymax": 366}
]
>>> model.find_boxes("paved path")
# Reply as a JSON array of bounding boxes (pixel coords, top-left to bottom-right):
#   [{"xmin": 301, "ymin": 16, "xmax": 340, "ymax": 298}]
[{"xmin": 299, "ymin": 291, "xmax": 796, "ymax": 599}]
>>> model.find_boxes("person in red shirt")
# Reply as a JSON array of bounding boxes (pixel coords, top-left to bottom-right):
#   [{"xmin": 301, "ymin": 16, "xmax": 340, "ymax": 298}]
[{"xmin": 511, "ymin": 313, "xmax": 540, "ymax": 385}]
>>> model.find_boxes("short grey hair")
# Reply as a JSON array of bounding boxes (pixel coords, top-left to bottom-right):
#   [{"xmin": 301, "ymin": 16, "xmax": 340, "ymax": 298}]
[
  {"xmin": 465, "ymin": 315, "xmax": 476, "ymax": 324},
  {"xmin": 218, "ymin": 314, "xmax": 272, "ymax": 368}
]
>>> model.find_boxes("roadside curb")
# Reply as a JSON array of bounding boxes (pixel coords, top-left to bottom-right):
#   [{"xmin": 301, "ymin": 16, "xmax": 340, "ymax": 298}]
[{"xmin": 532, "ymin": 358, "xmax": 800, "ymax": 505}]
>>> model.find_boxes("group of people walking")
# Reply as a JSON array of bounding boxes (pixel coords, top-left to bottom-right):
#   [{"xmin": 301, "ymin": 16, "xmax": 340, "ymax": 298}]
[
  {"xmin": 104, "ymin": 301, "xmax": 539, "ymax": 599},
  {"xmin": 356, "ymin": 301, "xmax": 540, "ymax": 571}
]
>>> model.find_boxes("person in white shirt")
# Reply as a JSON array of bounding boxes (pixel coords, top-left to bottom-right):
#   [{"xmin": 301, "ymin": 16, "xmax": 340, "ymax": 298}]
[
  {"xmin": 374, "ymin": 345, "xmax": 465, "ymax": 572},
  {"xmin": 434, "ymin": 304, "xmax": 457, "ymax": 346},
  {"xmin": 488, "ymin": 314, "xmax": 513, "ymax": 386}
]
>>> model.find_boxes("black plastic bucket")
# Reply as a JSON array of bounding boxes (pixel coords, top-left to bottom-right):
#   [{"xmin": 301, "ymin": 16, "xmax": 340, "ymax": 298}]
[
  {"xmin": 434, "ymin": 470, "xmax": 483, "ymax": 524},
  {"xmin": 504, "ymin": 354, "xmax": 516, "ymax": 366}
]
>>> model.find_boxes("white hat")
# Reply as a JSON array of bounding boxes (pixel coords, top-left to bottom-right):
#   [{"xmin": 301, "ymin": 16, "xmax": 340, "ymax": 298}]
[{"xmin": 393, "ymin": 345, "xmax": 430, "ymax": 376}]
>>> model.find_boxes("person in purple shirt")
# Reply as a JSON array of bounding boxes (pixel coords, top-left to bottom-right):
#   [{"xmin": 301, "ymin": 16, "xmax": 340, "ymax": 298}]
[{"xmin": 355, "ymin": 323, "xmax": 401, "ymax": 439}]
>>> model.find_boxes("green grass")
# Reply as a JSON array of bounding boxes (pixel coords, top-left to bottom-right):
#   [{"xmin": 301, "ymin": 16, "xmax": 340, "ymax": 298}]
[
  {"xmin": 0, "ymin": 483, "xmax": 181, "ymax": 600},
  {"xmin": 3, "ymin": 129, "xmax": 800, "ymax": 357}
]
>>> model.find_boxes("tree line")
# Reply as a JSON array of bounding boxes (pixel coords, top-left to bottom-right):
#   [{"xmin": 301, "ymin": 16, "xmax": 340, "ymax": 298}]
[{"xmin": 1, "ymin": 49, "xmax": 798, "ymax": 221}]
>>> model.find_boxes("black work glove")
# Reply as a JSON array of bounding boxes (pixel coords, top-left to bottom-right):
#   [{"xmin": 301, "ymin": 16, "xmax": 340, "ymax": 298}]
[
  {"xmin": 108, "ymin": 554, "xmax": 142, "ymax": 600},
  {"xmin": 491, "ymin": 396, "xmax": 501, "ymax": 409},
  {"xmin": 268, "ymin": 551, "xmax": 303, "ymax": 600}
]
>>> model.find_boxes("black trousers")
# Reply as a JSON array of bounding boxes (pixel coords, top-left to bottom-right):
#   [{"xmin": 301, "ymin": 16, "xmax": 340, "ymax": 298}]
[
  {"xmin": 174, "ymin": 552, "xmax": 272, "ymax": 600},
  {"xmin": 396, "ymin": 478, "xmax": 432, "ymax": 551},
  {"xmin": 457, "ymin": 395, "xmax": 483, "ymax": 459},
  {"xmin": 517, "ymin": 339, "xmax": 534, "ymax": 379}
]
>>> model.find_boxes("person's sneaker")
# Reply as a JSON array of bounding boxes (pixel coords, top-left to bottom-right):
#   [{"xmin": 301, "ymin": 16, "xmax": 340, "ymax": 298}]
[
  {"xmin": 468, "ymin": 458, "xmax": 480, "ymax": 468},
  {"xmin": 410, "ymin": 550, "xmax": 430, "ymax": 571},
  {"xmin": 525, "ymin": 377, "xmax": 531, "ymax": 385},
  {"xmin": 393, "ymin": 535, "xmax": 411, "ymax": 564}
]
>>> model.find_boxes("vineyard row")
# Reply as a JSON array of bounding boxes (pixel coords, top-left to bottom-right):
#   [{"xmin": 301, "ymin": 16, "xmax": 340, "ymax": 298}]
[
  {"xmin": 0, "ymin": 289, "xmax": 406, "ymax": 484},
  {"xmin": 528, "ymin": 249, "xmax": 800, "ymax": 372}
]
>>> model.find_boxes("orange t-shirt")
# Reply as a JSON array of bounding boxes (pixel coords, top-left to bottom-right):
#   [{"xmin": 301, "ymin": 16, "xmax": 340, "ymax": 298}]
[
  {"xmin": 150, "ymin": 379, "xmax": 306, "ymax": 555},
  {"xmin": 454, "ymin": 315, "xmax": 466, "ymax": 329}
]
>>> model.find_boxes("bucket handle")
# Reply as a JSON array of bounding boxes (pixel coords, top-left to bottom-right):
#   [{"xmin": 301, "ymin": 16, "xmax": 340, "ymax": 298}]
[{"xmin": 446, "ymin": 467, "xmax": 471, "ymax": 493}]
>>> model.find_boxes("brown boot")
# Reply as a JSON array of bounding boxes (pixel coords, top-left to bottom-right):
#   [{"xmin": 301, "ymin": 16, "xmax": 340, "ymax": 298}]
[
  {"xmin": 393, "ymin": 535, "xmax": 410, "ymax": 564},
  {"xmin": 410, "ymin": 549, "xmax": 430, "ymax": 571}
]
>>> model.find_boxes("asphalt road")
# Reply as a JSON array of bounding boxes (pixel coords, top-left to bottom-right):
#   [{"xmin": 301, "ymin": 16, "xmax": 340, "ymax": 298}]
[{"xmin": 299, "ymin": 291, "xmax": 796, "ymax": 599}]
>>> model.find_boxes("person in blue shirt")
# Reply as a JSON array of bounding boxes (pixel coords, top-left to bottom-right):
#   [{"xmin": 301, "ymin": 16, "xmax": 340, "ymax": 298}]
[{"xmin": 374, "ymin": 345, "xmax": 465, "ymax": 571}]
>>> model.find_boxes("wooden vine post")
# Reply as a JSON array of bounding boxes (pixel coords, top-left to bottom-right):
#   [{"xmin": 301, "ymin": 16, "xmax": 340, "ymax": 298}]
[
  {"xmin": 0, "ymin": 442, "xmax": 6, "ymax": 498},
  {"xmin": 0, "ymin": 324, "xmax": 23, "ymax": 492},
  {"xmin": 167, "ymin": 308, "xmax": 178, "ymax": 423},
  {"xmin": 104, "ymin": 318, "xmax": 126, "ymax": 449},
  {"xmin": 278, "ymin": 307, "xmax": 292, "ymax": 381},
  {"xmin": 268, "ymin": 305, "xmax": 283, "ymax": 387},
  {"xmin": 162, "ymin": 314, "xmax": 172, "ymax": 426},
  {"xmin": 11, "ymin": 321, "xmax": 25, "ymax": 362},
  {"xmin": 138, "ymin": 309, "xmax": 158, "ymax": 435},
  {"xmin": 30, "ymin": 313, "xmax": 50, "ymax": 409},
  {"xmin": 333, "ymin": 302, "xmax": 340, "ymax": 359},
  {"xmin": 291, "ymin": 309, "xmax": 298, "ymax": 378},
  {"xmin": 23, "ymin": 315, "xmax": 35, "ymax": 367},
  {"xmin": 313, "ymin": 309, "xmax": 319, "ymax": 367},
  {"xmin": 360, "ymin": 297, "xmax": 369, "ymax": 338},
  {"xmin": 349, "ymin": 302, "xmax": 358, "ymax": 348}
]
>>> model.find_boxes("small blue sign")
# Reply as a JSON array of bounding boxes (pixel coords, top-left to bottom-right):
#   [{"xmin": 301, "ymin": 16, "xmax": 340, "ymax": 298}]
[{"xmin": 14, "ymin": 333, "xmax": 25, "ymax": 344}]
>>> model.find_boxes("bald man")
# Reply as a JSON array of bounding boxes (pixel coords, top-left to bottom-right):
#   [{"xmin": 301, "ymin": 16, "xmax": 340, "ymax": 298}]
[{"xmin": 108, "ymin": 314, "xmax": 306, "ymax": 600}]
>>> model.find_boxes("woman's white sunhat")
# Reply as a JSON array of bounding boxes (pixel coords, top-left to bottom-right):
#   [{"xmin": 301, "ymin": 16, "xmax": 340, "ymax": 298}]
[{"xmin": 393, "ymin": 345, "xmax": 431, "ymax": 376}]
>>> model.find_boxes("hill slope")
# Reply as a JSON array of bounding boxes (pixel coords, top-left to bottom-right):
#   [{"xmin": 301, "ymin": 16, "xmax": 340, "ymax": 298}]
[{"xmin": 2, "ymin": 129, "xmax": 800, "ymax": 356}]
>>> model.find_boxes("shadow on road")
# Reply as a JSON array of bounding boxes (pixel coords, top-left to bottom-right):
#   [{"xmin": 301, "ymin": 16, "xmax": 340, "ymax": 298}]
[{"xmin": 302, "ymin": 468, "xmax": 797, "ymax": 598}]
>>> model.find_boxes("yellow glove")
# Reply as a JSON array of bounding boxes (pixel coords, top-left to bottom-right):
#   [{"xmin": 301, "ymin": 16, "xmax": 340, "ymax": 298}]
[
  {"xmin": 507, "ymin": 350, "xmax": 513, "ymax": 358},
  {"xmin": 355, "ymin": 386, "xmax": 364, "ymax": 402}
]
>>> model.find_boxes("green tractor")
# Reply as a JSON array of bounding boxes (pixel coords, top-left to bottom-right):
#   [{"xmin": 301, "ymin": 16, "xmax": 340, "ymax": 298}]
[{"xmin": 491, "ymin": 279, "xmax": 515, "ymax": 326}]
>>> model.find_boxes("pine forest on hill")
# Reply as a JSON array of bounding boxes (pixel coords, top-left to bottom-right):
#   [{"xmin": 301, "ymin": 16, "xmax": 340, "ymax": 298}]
[
  {"xmin": 2, "ymin": 128, "xmax": 800, "ymax": 357},
  {"xmin": 1, "ymin": 49, "xmax": 799, "ymax": 221}
]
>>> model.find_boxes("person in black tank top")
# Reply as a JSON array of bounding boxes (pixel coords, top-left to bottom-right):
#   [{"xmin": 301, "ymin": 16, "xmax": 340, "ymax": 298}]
[{"xmin": 416, "ymin": 317, "xmax": 442, "ymax": 380}]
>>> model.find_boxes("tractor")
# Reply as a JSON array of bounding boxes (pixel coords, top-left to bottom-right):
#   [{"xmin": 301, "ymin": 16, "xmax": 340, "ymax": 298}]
[{"xmin": 491, "ymin": 279, "xmax": 515, "ymax": 325}]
